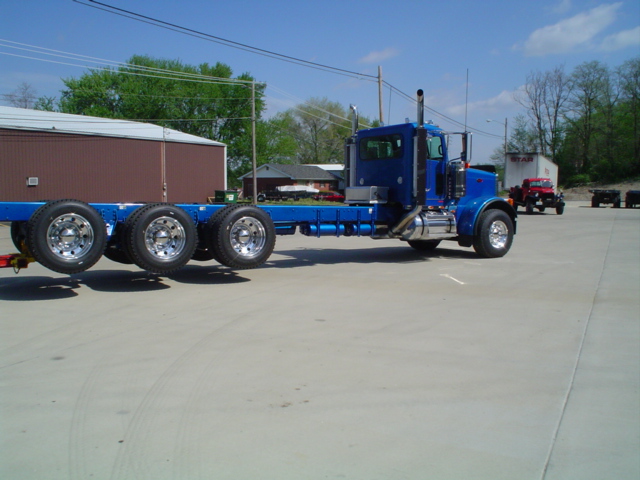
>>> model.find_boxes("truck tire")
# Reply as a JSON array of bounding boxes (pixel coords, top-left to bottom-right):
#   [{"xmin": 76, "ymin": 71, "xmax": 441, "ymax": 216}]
[
  {"xmin": 103, "ymin": 244, "xmax": 134, "ymax": 265},
  {"xmin": 556, "ymin": 205, "xmax": 564, "ymax": 215},
  {"xmin": 26, "ymin": 199, "xmax": 106, "ymax": 274},
  {"xmin": 103, "ymin": 223, "xmax": 134, "ymax": 265},
  {"xmin": 591, "ymin": 198, "xmax": 599, "ymax": 208},
  {"xmin": 10, "ymin": 221, "xmax": 28, "ymax": 254},
  {"xmin": 473, "ymin": 209, "xmax": 513, "ymax": 258},
  {"xmin": 104, "ymin": 204, "xmax": 161, "ymax": 265},
  {"xmin": 208, "ymin": 204, "xmax": 276, "ymax": 269},
  {"xmin": 191, "ymin": 224, "xmax": 217, "ymax": 262},
  {"xmin": 525, "ymin": 200, "xmax": 534, "ymax": 215},
  {"xmin": 407, "ymin": 240, "xmax": 441, "ymax": 251},
  {"xmin": 125, "ymin": 203, "xmax": 197, "ymax": 274},
  {"xmin": 191, "ymin": 207, "xmax": 232, "ymax": 263}
]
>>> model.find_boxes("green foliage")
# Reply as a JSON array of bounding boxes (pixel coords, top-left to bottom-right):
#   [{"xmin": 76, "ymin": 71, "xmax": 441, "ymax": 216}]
[
  {"xmin": 58, "ymin": 55, "xmax": 266, "ymax": 184},
  {"xmin": 272, "ymin": 98, "xmax": 376, "ymax": 165},
  {"xmin": 270, "ymin": 97, "xmax": 349, "ymax": 164},
  {"xmin": 515, "ymin": 57, "xmax": 640, "ymax": 185},
  {"xmin": 564, "ymin": 173, "xmax": 591, "ymax": 187}
]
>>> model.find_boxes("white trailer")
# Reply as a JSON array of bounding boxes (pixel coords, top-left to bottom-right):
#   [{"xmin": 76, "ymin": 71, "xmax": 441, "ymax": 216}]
[{"xmin": 504, "ymin": 152, "xmax": 559, "ymax": 190}]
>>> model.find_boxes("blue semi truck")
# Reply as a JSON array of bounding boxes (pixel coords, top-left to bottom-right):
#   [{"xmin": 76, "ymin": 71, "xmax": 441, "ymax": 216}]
[{"xmin": 0, "ymin": 90, "xmax": 516, "ymax": 275}]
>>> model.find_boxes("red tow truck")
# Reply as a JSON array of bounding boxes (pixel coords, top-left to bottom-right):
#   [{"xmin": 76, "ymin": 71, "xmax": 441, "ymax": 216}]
[{"xmin": 509, "ymin": 178, "xmax": 565, "ymax": 215}]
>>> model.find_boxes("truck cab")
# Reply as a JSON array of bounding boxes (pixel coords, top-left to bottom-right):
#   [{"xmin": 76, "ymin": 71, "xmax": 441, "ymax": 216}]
[{"xmin": 342, "ymin": 90, "xmax": 516, "ymax": 256}]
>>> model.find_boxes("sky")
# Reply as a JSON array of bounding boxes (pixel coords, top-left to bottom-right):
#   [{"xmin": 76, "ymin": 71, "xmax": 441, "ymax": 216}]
[{"xmin": 1, "ymin": 0, "xmax": 639, "ymax": 163}]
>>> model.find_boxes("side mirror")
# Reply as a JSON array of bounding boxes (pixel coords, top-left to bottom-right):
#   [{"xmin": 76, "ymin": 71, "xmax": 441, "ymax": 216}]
[{"xmin": 461, "ymin": 132, "xmax": 472, "ymax": 165}]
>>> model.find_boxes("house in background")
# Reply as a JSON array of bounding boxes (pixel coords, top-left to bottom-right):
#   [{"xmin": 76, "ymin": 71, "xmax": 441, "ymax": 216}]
[{"xmin": 240, "ymin": 163, "xmax": 344, "ymax": 197}]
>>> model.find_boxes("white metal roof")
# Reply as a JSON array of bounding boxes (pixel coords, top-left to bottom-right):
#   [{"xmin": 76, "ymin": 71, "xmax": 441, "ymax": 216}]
[{"xmin": 0, "ymin": 106, "xmax": 225, "ymax": 147}]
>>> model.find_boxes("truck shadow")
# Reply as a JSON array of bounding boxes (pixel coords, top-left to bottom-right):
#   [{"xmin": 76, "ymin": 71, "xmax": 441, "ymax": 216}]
[
  {"xmin": 268, "ymin": 244, "xmax": 479, "ymax": 268},
  {"xmin": 0, "ymin": 266, "xmax": 249, "ymax": 301},
  {"xmin": 0, "ymin": 246, "xmax": 476, "ymax": 300}
]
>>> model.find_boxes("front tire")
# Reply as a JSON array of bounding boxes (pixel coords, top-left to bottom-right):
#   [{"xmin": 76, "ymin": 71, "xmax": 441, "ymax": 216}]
[
  {"xmin": 26, "ymin": 199, "xmax": 106, "ymax": 274},
  {"xmin": 473, "ymin": 209, "xmax": 513, "ymax": 258},
  {"xmin": 208, "ymin": 205, "xmax": 275, "ymax": 269}
]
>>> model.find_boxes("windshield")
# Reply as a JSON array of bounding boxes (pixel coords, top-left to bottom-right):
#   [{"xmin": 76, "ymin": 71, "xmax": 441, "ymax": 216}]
[{"xmin": 530, "ymin": 180, "xmax": 553, "ymax": 188}]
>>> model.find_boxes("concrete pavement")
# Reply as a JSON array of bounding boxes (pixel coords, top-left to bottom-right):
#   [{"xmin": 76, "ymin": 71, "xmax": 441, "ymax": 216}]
[{"xmin": 1, "ymin": 201, "xmax": 638, "ymax": 480}]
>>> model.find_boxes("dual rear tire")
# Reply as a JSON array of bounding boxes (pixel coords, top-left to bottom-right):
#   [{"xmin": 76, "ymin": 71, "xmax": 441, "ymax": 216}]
[
  {"xmin": 204, "ymin": 205, "xmax": 276, "ymax": 269},
  {"xmin": 19, "ymin": 201, "xmax": 276, "ymax": 275},
  {"xmin": 25, "ymin": 199, "xmax": 107, "ymax": 274}
]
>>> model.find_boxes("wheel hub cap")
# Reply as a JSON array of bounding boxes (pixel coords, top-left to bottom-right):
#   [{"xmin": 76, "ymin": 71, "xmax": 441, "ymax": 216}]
[
  {"xmin": 144, "ymin": 216, "xmax": 186, "ymax": 260},
  {"xmin": 47, "ymin": 214, "xmax": 95, "ymax": 260},
  {"xmin": 488, "ymin": 220, "xmax": 508, "ymax": 249},
  {"xmin": 230, "ymin": 216, "xmax": 266, "ymax": 258}
]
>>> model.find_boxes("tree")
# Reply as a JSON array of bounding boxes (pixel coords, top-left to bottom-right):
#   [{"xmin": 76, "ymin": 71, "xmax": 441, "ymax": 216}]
[
  {"xmin": 273, "ymin": 98, "xmax": 378, "ymax": 165},
  {"xmin": 273, "ymin": 98, "xmax": 353, "ymax": 164},
  {"xmin": 58, "ymin": 55, "xmax": 265, "ymax": 181},
  {"xmin": 516, "ymin": 66, "xmax": 572, "ymax": 160},
  {"xmin": 616, "ymin": 57, "xmax": 640, "ymax": 176},
  {"xmin": 34, "ymin": 96, "xmax": 57, "ymax": 111},
  {"xmin": 565, "ymin": 61, "xmax": 611, "ymax": 175},
  {"xmin": 3, "ymin": 82, "xmax": 38, "ymax": 109}
]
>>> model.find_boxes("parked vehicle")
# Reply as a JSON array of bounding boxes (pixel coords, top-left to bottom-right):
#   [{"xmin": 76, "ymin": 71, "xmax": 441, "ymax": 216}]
[
  {"xmin": 625, "ymin": 190, "xmax": 640, "ymax": 208},
  {"xmin": 509, "ymin": 178, "xmax": 565, "ymax": 215},
  {"xmin": 257, "ymin": 185, "xmax": 318, "ymax": 202},
  {"xmin": 504, "ymin": 152, "xmax": 559, "ymax": 191},
  {"xmin": 589, "ymin": 189, "xmax": 621, "ymax": 208},
  {"xmin": 314, "ymin": 191, "xmax": 345, "ymax": 202},
  {"xmin": 1, "ymin": 90, "xmax": 516, "ymax": 275}
]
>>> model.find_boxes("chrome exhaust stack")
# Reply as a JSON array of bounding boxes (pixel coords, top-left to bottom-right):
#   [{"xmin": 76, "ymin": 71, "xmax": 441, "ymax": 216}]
[
  {"xmin": 416, "ymin": 89, "xmax": 424, "ymax": 127},
  {"xmin": 350, "ymin": 104, "xmax": 358, "ymax": 135}
]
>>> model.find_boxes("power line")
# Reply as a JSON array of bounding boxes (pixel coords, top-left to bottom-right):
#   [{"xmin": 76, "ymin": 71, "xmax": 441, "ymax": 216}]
[
  {"xmin": 75, "ymin": 0, "xmax": 378, "ymax": 82},
  {"xmin": 73, "ymin": 1, "xmax": 504, "ymax": 140}
]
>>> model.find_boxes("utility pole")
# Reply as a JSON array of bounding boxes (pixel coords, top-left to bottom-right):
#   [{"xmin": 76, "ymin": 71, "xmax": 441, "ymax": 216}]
[
  {"xmin": 378, "ymin": 66, "xmax": 384, "ymax": 125},
  {"xmin": 251, "ymin": 81, "xmax": 257, "ymax": 205}
]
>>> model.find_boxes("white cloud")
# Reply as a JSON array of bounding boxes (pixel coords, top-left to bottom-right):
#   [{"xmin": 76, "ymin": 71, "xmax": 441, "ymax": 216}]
[
  {"xmin": 358, "ymin": 47, "xmax": 400, "ymax": 64},
  {"xmin": 599, "ymin": 26, "xmax": 640, "ymax": 51},
  {"xmin": 550, "ymin": 0, "xmax": 572, "ymax": 15},
  {"xmin": 446, "ymin": 89, "xmax": 519, "ymax": 117},
  {"xmin": 519, "ymin": 2, "xmax": 622, "ymax": 56}
]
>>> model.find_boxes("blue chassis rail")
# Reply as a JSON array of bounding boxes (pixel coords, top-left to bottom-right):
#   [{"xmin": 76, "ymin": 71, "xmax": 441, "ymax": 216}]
[{"xmin": 0, "ymin": 202, "xmax": 381, "ymax": 238}]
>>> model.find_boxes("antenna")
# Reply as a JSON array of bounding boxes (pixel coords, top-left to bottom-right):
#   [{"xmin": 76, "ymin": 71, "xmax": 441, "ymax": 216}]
[{"xmin": 464, "ymin": 68, "xmax": 469, "ymax": 131}]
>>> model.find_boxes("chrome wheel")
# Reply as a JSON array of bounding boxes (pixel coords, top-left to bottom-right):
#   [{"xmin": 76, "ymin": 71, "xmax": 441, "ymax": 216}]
[
  {"xmin": 143, "ymin": 216, "xmax": 187, "ymax": 261},
  {"xmin": 229, "ymin": 216, "xmax": 268, "ymax": 259},
  {"xmin": 473, "ymin": 209, "xmax": 514, "ymax": 258},
  {"xmin": 208, "ymin": 205, "xmax": 276, "ymax": 269},
  {"xmin": 488, "ymin": 219, "xmax": 509, "ymax": 250},
  {"xmin": 46, "ymin": 213, "xmax": 96, "ymax": 260},
  {"xmin": 27, "ymin": 200, "xmax": 106, "ymax": 274},
  {"xmin": 125, "ymin": 204, "xmax": 197, "ymax": 274}
]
